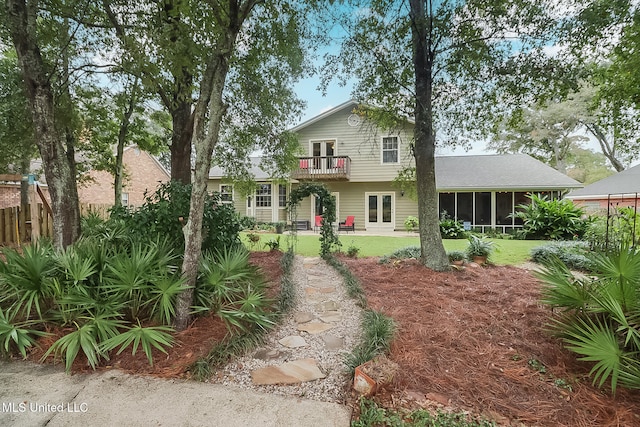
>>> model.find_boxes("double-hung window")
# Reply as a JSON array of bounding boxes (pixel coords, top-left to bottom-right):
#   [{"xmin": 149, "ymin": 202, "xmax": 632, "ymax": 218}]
[
  {"xmin": 382, "ymin": 136, "xmax": 399, "ymax": 163},
  {"xmin": 220, "ymin": 185, "xmax": 233, "ymax": 203}
]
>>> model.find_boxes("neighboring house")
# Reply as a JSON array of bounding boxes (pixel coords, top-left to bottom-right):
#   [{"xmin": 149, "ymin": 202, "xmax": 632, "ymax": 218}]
[
  {"xmin": 208, "ymin": 100, "xmax": 582, "ymax": 231},
  {"xmin": 0, "ymin": 162, "xmax": 50, "ymax": 210},
  {"xmin": 566, "ymin": 163, "xmax": 640, "ymax": 213},
  {"xmin": 77, "ymin": 146, "xmax": 170, "ymax": 208}
]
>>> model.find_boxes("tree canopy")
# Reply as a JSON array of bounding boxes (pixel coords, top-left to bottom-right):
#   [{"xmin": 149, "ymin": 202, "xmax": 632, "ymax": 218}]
[{"xmin": 323, "ymin": 0, "xmax": 563, "ymax": 270}]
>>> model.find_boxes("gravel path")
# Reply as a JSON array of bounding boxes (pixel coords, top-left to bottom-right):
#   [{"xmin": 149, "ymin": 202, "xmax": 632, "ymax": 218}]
[{"xmin": 209, "ymin": 255, "xmax": 365, "ymax": 403}]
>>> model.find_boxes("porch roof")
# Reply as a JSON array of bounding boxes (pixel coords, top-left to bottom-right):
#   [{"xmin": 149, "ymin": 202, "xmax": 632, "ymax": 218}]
[{"xmin": 435, "ymin": 154, "xmax": 582, "ymax": 191}]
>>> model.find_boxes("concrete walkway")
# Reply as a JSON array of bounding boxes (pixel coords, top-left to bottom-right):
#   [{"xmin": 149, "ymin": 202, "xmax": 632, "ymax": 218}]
[{"xmin": 0, "ymin": 361, "xmax": 351, "ymax": 426}]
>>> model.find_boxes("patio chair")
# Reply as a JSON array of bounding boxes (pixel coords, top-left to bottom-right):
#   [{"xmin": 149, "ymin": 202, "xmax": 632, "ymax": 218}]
[
  {"xmin": 338, "ymin": 216, "xmax": 355, "ymax": 233},
  {"xmin": 314, "ymin": 215, "xmax": 322, "ymax": 232}
]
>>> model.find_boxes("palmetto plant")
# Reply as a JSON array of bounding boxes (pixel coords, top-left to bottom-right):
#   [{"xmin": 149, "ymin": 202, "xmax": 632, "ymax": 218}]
[
  {"xmin": 538, "ymin": 247, "xmax": 640, "ymax": 393},
  {"xmin": 0, "ymin": 308, "xmax": 49, "ymax": 358},
  {"xmin": 100, "ymin": 322, "xmax": 174, "ymax": 366},
  {"xmin": 195, "ymin": 247, "xmax": 275, "ymax": 333},
  {"xmin": 0, "ymin": 242, "xmax": 57, "ymax": 319}
]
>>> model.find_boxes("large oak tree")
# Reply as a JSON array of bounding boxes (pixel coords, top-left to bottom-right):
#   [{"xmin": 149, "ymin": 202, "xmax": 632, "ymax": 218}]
[{"xmin": 325, "ymin": 0, "xmax": 560, "ymax": 270}]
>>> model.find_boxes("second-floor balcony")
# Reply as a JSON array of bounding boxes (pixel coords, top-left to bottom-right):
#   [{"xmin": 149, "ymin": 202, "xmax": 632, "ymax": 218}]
[{"xmin": 291, "ymin": 156, "xmax": 351, "ymax": 181}]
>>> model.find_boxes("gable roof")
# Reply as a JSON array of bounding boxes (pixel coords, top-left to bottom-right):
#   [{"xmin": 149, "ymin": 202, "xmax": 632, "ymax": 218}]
[
  {"xmin": 290, "ymin": 100, "xmax": 359, "ymax": 133},
  {"xmin": 208, "ymin": 157, "xmax": 272, "ymax": 180},
  {"xmin": 290, "ymin": 99, "xmax": 415, "ymax": 133},
  {"xmin": 566, "ymin": 163, "xmax": 640, "ymax": 199},
  {"xmin": 435, "ymin": 154, "xmax": 582, "ymax": 191}
]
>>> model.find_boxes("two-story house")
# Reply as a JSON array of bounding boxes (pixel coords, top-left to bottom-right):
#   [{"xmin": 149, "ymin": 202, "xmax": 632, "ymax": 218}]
[{"xmin": 208, "ymin": 100, "xmax": 582, "ymax": 232}]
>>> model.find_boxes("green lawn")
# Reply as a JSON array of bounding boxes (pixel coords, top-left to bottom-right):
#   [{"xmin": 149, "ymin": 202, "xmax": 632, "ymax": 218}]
[{"xmin": 241, "ymin": 232, "xmax": 545, "ymax": 265}]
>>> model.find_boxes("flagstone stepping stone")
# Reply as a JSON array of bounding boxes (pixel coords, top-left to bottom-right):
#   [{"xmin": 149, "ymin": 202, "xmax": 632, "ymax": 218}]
[
  {"xmin": 293, "ymin": 312, "xmax": 314, "ymax": 323},
  {"xmin": 316, "ymin": 301, "xmax": 339, "ymax": 312},
  {"xmin": 307, "ymin": 280, "xmax": 337, "ymax": 289},
  {"xmin": 319, "ymin": 311, "xmax": 342, "ymax": 323},
  {"xmin": 253, "ymin": 348, "xmax": 285, "ymax": 361},
  {"xmin": 322, "ymin": 335, "xmax": 344, "ymax": 350},
  {"xmin": 251, "ymin": 359, "xmax": 326, "ymax": 385},
  {"xmin": 279, "ymin": 335, "xmax": 307, "ymax": 348},
  {"xmin": 297, "ymin": 321, "xmax": 334, "ymax": 334},
  {"xmin": 304, "ymin": 293, "xmax": 327, "ymax": 303},
  {"xmin": 305, "ymin": 286, "xmax": 336, "ymax": 295}
]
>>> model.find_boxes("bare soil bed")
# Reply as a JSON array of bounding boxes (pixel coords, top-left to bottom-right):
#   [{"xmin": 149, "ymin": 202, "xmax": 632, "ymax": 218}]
[{"xmin": 340, "ymin": 256, "xmax": 640, "ymax": 426}]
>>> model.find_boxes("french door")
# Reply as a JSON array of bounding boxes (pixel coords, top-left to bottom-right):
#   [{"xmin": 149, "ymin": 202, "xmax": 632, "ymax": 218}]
[
  {"xmin": 365, "ymin": 192, "xmax": 394, "ymax": 230},
  {"xmin": 311, "ymin": 139, "xmax": 336, "ymax": 169}
]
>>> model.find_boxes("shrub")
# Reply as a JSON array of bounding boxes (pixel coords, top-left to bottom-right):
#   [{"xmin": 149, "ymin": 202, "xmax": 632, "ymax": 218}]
[
  {"xmin": 379, "ymin": 246, "xmax": 420, "ymax": 264},
  {"xmin": 264, "ymin": 237, "xmax": 281, "ymax": 251},
  {"xmin": 447, "ymin": 250, "xmax": 466, "ymax": 262},
  {"xmin": 439, "ymin": 213, "xmax": 466, "ymax": 239},
  {"xmin": 404, "ymin": 216, "xmax": 419, "ymax": 232},
  {"xmin": 511, "ymin": 193, "xmax": 589, "ymax": 240},
  {"xmin": 346, "ymin": 244, "xmax": 360, "ymax": 258},
  {"xmin": 238, "ymin": 216, "xmax": 257, "ymax": 230},
  {"xmin": 584, "ymin": 207, "xmax": 640, "ymax": 252},
  {"xmin": 110, "ymin": 180, "xmax": 241, "ymax": 253},
  {"xmin": 530, "ymin": 241, "xmax": 593, "ymax": 271}
]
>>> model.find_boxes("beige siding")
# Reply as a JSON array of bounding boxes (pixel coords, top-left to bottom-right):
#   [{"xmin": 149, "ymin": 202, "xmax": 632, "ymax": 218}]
[
  {"xmin": 295, "ymin": 104, "xmax": 414, "ymax": 182},
  {"xmin": 290, "ymin": 182, "xmax": 418, "ymax": 231}
]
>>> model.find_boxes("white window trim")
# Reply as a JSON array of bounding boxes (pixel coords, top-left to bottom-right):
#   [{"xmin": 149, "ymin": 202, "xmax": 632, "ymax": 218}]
[
  {"xmin": 219, "ymin": 184, "xmax": 234, "ymax": 203},
  {"xmin": 380, "ymin": 135, "xmax": 399, "ymax": 164},
  {"xmin": 278, "ymin": 184, "xmax": 288, "ymax": 209},
  {"xmin": 255, "ymin": 183, "xmax": 272, "ymax": 208},
  {"xmin": 308, "ymin": 138, "xmax": 338, "ymax": 157}
]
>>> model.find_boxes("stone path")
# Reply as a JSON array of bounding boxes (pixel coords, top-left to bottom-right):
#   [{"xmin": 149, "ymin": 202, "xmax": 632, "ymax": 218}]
[{"xmin": 214, "ymin": 256, "xmax": 364, "ymax": 403}]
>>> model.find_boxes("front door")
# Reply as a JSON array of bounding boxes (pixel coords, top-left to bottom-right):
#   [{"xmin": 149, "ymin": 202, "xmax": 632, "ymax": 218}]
[{"xmin": 365, "ymin": 192, "xmax": 395, "ymax": 230}]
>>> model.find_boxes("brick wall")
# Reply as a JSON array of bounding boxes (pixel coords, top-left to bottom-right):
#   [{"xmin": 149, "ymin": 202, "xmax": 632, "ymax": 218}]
[
  {"xmin": 77, "ymin": 147, "xmax": 170, "ymax": 207},
  {"xmin": 0, "ymin": 184, "xmax": 21, "ymax": 209},
  {"xmin": 0, "ymin": 183, "xmax": 51, "ymax": 210}
]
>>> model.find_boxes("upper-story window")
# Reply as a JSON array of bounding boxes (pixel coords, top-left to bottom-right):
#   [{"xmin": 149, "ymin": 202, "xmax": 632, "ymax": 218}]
[
  {"xmin": 255, "ymin": 184, "xmax": 272, "ymax": 207},
  {"xmin": 382, "ymin": 136, "xmax": 399, "ymax": 163},
  {"xmin": 220, "ymin": 185, "xmax": 233, "ymax": 203}
]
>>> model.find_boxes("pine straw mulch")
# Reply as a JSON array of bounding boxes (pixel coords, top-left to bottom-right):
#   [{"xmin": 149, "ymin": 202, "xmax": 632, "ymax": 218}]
[
  {"xmin": 339, "ymin": 256, "xmax": 640, "ymax": 427},
  {"xmin": 27, "ymin": 251, "xmax": 284, "ymax": 378}
]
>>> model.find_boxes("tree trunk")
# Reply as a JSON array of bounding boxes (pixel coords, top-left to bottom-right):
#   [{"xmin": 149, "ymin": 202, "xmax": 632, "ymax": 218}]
[
  {"xmin": 584, "ymin": 122, "xmax": 625, "ymax": 172},
  {"xmin": 174, "ymin": 54, "xmax": 231, "ymax": 331},
  {"xmin": 410, "ymin": 0, "xmax": 449, "ymax": 271},
  {"xmin": 19, "ymin": 155, "xmax": 30, "ymax": 206},
  {"xmin": 114, "ymin": 82, "xmax": 138, "ymax": 208},
  {"xmin": 169, "ymin": 101, "xmax": 194, "ymax": 184},
  {"xmin": 6, "ymin": 0, "xmax": 81, "ymax": 249}
]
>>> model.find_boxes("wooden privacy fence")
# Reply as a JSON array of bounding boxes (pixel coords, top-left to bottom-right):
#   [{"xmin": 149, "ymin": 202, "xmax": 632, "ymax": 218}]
[{"xmin": 0, "ymin": 203, "xmax": 112, "ymax": 246}]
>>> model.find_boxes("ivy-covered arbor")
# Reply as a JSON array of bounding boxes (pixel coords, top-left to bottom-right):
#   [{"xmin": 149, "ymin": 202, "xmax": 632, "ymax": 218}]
[{"xmin": 288, "ymin": 182, "xmax": 339, "ymax": 257}]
